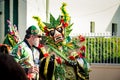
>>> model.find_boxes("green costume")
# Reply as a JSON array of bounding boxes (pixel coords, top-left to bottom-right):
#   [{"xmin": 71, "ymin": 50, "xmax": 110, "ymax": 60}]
[
  {"xmin": 11, "ymin": 40, "xmax": 40, "ymax": 68},
  {"xmin": 33, "ymin": 2, "xmax": 90, "ymax": 80}
]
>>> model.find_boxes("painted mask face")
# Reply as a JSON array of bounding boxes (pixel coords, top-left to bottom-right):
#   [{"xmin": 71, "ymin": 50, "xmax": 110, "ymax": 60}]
[
  {"xmin": 33, "ymin": 10, "xmax": 71, "ymax": 44},
  {"xmin": 49, "ymin": 25, "xmax": 64, "ymax": 44}
]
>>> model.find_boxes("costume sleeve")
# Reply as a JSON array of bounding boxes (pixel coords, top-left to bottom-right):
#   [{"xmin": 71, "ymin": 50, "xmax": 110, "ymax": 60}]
[
  {"xmin": 11, "ymin": 46, "xmax": 21, "ymax": 63},
  {"xmin": 11, "ymin": 46, "xmax": 30, "ymax": 65}
]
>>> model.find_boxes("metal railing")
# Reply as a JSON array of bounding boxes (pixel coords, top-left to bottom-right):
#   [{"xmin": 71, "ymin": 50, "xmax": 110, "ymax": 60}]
[{"xmin": 80, "ymin": 33, "xmax": 120, "ymax": 64}]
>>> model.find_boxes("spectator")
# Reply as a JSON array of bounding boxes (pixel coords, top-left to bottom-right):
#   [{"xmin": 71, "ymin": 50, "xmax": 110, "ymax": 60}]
[
  {"xmin": 0, "ymin": 53, "xmax": 28, "ymax": 80},
  {"xmin": 0, "ymin": 44, "xmax": 11, "ymax": 54},
  {"xmin": 11, "ymin": 25, "xmax": 41, "ymax": 80}
]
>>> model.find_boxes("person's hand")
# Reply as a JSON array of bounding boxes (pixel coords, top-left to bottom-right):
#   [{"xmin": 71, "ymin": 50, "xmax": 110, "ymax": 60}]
[
  {"xmin": 33, "ymin": 65, "xmax": 39, "ymax": 73},
  {"xmin": 28, "ymin": 65, "xmax": 39, "ymax": 74},
  {"xmin": 27, "ymin": 65, "xmax": 39, "ymax": 79},
  {"xmin": 28, "ymin": 66, "xmax": 34, "ymax": 73}
]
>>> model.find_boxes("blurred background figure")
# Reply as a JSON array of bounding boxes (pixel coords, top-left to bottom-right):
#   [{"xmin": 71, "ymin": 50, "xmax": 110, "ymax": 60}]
[
  {"xmin": 0, "ymin": 44, "xmax": 11, "ymax": 54},
  {"xmin": 0, "ymin": 53, "xmax": 28, "ymax": 80}
]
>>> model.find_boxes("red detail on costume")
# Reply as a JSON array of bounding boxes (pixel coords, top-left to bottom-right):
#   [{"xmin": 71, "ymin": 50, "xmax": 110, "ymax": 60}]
[
  {"xmin": 38, "ymin": 44, "xmax": 44, "ymax": 48},
  {"xmin": 63, "ymin": 22, "xmax": 68, "ymax": 28},
  {"xmin": 9, "ymin": 31, "xmax": 15, "ymax": 35},
  {"xmin": 79, "ymin": 35, "xmax": 85, "ymax": 42},
  {"xmin": 45, "ymin": 31, "xmax": 49, "ymax": 36},
  {"xmin": 56, "ymin": 57, "xmax": 62, "ymax": 64},
  {"xmin": 44, "ymin": 26, "xmax": 49, "ymax": 36},
  {"xmin": 14, "ymin": 36, "xmax": 19, "ymax": 43},
  {"xmin": 80, "ymin": 46, "xmax": 85, "ymax": 52},
  {"xmin": 44, "ymin": 26, "xmax": 47, "ymax": 31},
  {"xmin": 60, "ymin": 19, "xmax": 64, "ymax": 23},
  {"xmin": 44, "ymin": 53, "xmax": 49, "ymax": 58},
  {"xmin": 69, "ymin": 56, "xmax": 75, "ymax": 60},
  {"xmin": 27, "ymin": 73, "xmax": 33, "ymax": 79},
  {"xmin": 77, "ymin": 52, "xmax": 84, "ymax": 58}
]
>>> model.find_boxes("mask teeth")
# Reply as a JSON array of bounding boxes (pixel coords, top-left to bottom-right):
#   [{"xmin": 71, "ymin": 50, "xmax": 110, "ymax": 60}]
[{"xmin": 54, "ymin": 36, "xmax": 64, "ymax": 44}]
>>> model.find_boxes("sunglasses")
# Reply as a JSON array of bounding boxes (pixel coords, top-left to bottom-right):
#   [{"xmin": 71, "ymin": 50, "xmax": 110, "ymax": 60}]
[{"xmin": 32, "ymin": 35, "xmax": 42, "ymax": 38}]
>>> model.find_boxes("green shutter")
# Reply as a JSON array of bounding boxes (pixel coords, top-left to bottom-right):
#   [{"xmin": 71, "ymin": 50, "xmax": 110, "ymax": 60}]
[
  {"xmin": 4, "ymin": 0, "xmax": 10, "ymax": 35},
  {"xmin": 13, "ymin": 0, "xmax": 18, "ymax": 29}
]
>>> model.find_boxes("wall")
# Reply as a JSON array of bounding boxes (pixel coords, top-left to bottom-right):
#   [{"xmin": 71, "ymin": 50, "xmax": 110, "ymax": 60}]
[
  {"xmin": 48, "ymin": 0, "xmax": 120, "ymax": 36},
  {"xmin": 1, "ymin": 0, "xmax": 120, "ymax": 42},
  {"xmin": 0, "ymin": 1, "xmax": 4, "ymax": 43},
  {"xmin": 17, "ymin": 0, "xmax": 120, "ymax": 37},
  {"xmin": 18, "ymin": 0, "xmax": 47, "ymax": 40},
  {"xmin": 18, "ymin": 0, "xmax": 27, "ymax": 40},
  {"xmin": 26, "ymin": 0, "xmax": 46, "ymax": 28}
]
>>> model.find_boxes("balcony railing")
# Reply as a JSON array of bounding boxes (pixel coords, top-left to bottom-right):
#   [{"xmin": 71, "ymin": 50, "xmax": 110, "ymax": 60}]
[
  {"xmin": 72, "ymin": 33, "xmax": 120, "ymax": 64},
  {"xmin": 83, "ymin": 33, "xmax": 120, "ymax": 64}
]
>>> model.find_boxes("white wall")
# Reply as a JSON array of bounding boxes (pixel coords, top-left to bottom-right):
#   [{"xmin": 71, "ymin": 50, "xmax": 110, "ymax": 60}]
[
  {"xmin": 18, "ymin": 0, "xmax": 27, "ymax": 40},
  {"xmin": 18, "ymin": 0, "xmax": 120, "ymax": 37},
  {"xmin": 48, "ymin": 0, "xmax": 120, "ymax": 36},
  {"xmin": 10, "ymin": 0, "xmax": 13, "ymax": 23},
  {"xmin": 26, "ymin": 0, "xmax": 46, "ymax": 28},
  {"xmin": 109, "ymin": 5, "xmax": 120, "ymax": 36},
  {"xmin": 0, "ymin": 1, "xmax": 4, "ymax": 43},
  {"xmin": 1, "ymin": 0, "xmax": 120, "ymax": 42},
  {"xmin": 17, "ymin": 0, "xmax": 47, "ymax": 40}
]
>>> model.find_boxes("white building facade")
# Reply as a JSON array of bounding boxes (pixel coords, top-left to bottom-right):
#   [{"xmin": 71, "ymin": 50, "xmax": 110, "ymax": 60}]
[{"xmin": 0, "ymin": 0, "xmax": 120, "ymax": 43}]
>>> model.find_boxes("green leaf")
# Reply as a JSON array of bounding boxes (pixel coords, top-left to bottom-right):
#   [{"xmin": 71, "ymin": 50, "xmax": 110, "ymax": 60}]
[{"xmin": 50, "ymin": 14, "xmax": 56, "ymax": 27}]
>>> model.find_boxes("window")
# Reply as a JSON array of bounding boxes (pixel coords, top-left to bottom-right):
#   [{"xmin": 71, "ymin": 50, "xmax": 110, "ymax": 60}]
[
  {"xmin": 112, "ymin": 23, "xmax": 117, "ymax": 36},
  {"xmin": 90, "ymin": 21, "xmax": 95, "ymax": 33}
]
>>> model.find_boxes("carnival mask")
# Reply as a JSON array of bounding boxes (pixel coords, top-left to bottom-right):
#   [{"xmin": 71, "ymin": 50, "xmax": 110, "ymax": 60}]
[
  {"xmin": 33, "ymin": 2, "xmax": 72, "ymax": 44},
  {"xmin": 48, "ymin": 25, "xmax": 64, "ymax": 43}
]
